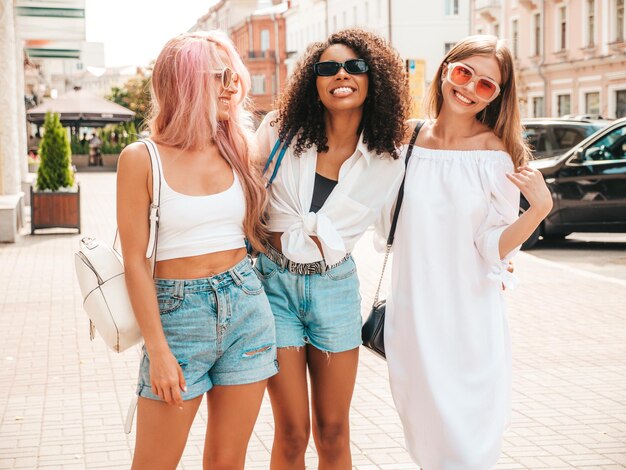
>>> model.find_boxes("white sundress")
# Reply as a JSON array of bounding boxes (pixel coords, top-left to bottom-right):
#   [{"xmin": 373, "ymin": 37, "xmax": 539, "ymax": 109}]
[{"xmin": 386, "ymin": 145, "xmax": 521, "ymax": 470}]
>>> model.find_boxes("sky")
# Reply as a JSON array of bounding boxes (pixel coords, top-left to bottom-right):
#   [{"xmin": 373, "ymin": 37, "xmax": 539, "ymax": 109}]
[{"xmin": 85, "ymin": 0, "xmax": 218, "ymax": 68}]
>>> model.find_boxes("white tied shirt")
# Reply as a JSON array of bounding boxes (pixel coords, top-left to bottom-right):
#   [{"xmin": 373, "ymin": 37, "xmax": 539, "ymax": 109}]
[{"xmin": 255, "ymin": 111, "xmax": 405, "ymax": 265}]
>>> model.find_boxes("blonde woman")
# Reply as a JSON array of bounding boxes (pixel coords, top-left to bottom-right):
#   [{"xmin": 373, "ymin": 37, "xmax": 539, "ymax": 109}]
[
  {"xmin": 385, "ymin": 35, "xmax": 553, "ymax": 469},
  {"xmin": 117, "ymin": 31, "xmax": 276, "ymax": 469}
]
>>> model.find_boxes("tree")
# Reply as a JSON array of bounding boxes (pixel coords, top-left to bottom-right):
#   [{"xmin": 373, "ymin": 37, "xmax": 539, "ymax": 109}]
[
  {"xmin": 36, "ymin": 112, "xmax": 74, "ymax": 191},
  {"xmin": 108, "ymin": 72, "xmax": 152, "ymax": 130}
]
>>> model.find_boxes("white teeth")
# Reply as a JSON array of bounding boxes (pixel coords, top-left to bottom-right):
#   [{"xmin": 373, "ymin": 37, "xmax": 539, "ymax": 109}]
[
  {"xmin": 331, "ymin": 87, "xmax": 355, "ymax": 96},
  {"xmin": 454, "ymin": 90, "xmax": 473, "ymax": 104}
]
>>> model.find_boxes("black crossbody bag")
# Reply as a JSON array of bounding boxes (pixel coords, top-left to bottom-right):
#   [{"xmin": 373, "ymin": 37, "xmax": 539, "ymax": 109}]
[{"xmin": 361, "ymin": 120, "xmax": 424, "ymax": 360}]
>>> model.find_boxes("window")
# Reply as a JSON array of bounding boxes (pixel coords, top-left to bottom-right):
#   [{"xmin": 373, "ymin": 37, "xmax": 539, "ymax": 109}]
[
  {"xmin": 512, "ymin": 19, "xmax": 519, "ymax": 59},
  {"xmin": 524, "ymin": 127, "xmax": 552, "ymax": 153},
  {"xmin": 364, "ymin": 2, "xmax": 369, "ymax": 24},
  {"xmin": 533, "ymin": 96, "xmax": 545, "ymax": 117},
  {"xmin": 493, "ymin": 23, "xmax": 500, "ymax": 38},
  {"xmin": 260, "ymin": 29, "xmax": 270, "ymax": 52},
  {"xmin": 353, "ymin": 6, "xmax": 357, "ymax": 25},
  {"xmin": 533, "ymin": 13, "xmax": 542, "ymax": 56},
  {"xmin": 342, "ymin": 11, "xmax": 347, "ymax": 28},
  {"xmin": 558, "ymin": 6, "xmax": 567, "ymax": 50},
  {"xmin": 251, "ymin": 75, "xmax": 266, "ymax": 95},
  {"xmin": 617, "ymin": 89, "xmax": 626, "ymax": 118},
  {"xmin": 585, "ymin": 92, "xmax": 600, "ymax": 115},
  {"xmin": 582, "ymin": 125, "xmax": 626, "ymax": 162},
  {"xmin": 445, "ymin": 0, "xmax": 459, "ymax": 16},
  {"xmin": 617, "ymin": 0, "xmax": 625, "ymax": 42},
  {"xmin": 333, "ymin": 15, "xmax": 337, "ymax": 32},
  {"xmin": 554, "ymin": 128, "xmax": 585, "ymax": 149},
  {"xmin": 558, "ymin": 94, "xmax": 571, "ymax": 116},
  {"xmin": 586, "ymin": 0, "xmax": 596, "ymax": 47},
  {"xmin": 444, "ymin": 42, "xmax": 456, "ymax": 55}
]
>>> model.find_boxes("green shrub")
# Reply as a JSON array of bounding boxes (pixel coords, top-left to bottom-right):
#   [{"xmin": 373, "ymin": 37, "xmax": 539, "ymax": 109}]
[{"xmin": 36, "ymin": 112, "xmax": 75, "ymax": 191}]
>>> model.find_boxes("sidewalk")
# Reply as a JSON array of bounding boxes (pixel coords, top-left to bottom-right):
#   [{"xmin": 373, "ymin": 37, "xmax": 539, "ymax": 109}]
[{"xmin": 0, "ymin": 172, "xmax": 625, "ymax": 469}]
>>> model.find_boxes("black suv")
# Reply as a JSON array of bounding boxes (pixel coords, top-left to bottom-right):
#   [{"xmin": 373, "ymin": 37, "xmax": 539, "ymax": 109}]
[
  {"xmin": 522, "ymin": 117, "xmax": 626, "ymax": 248},
  {"xmin": 523, "ymin": 118, "xmax": 609, "ymax": 159}
]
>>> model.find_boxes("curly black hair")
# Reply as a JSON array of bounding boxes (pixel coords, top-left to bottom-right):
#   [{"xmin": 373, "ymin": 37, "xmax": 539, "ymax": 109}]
[{"xmin": 273, "ymin": 28, "xmax": 410, "ymax": 159}]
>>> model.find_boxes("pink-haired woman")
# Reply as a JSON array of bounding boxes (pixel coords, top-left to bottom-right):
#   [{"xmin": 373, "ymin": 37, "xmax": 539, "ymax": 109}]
[{"xmin": 117, "ymin": 31, "xmax": 277, "ymax": 469}]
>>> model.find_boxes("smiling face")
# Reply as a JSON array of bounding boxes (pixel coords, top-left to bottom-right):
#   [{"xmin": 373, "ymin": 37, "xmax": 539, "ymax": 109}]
[
  {"xmin": 316, "ymin": 44, "xmax": 369, "ymax": 114},
  {"xmin": 214, "ymin": 47, "xmax": 239, "ymax": 121},
  {"xmin": 441, "ymin": 53, "xmax": 501, "ymax": 117}
]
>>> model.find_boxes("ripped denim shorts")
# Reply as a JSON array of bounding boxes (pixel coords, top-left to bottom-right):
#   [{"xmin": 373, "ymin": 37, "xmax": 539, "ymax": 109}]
[{"xmin": 137, "ymin": 257, "xmax": 278, "ymax": 401}]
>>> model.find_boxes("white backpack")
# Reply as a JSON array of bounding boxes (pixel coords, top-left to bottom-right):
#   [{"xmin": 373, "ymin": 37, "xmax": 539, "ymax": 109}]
[{"xmin": 74, "ymin": 139, "xmax": 162, "ymax": 353}]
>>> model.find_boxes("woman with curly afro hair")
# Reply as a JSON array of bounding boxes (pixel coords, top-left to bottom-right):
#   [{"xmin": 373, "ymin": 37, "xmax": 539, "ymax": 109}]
[{"xmin": 254, "ymin": 28, "xmax": 410, "ymax": 469}]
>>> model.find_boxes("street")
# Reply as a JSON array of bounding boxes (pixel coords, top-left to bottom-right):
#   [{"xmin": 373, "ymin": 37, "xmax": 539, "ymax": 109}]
[
  {"xmin": 525, "ymin": 233, "xmax": 626, "ymax": 281},
  {"xmin": 0, "ymin": 172, "xmax": 625, "ymax": 469}
]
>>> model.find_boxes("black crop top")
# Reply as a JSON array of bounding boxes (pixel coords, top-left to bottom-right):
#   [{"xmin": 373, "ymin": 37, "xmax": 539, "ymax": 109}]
[{"xmin": 309, "ymin": 173, "xmax": 338, "ymax": 213}]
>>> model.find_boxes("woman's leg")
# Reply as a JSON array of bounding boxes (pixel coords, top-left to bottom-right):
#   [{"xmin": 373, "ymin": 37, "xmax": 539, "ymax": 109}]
[
  {"xmin": 131, "ymin": 395, "xmax": 203, "ymax": 469},
  {"xmin": 308, "ymin": 345, "xmax": 359, "ymax": 470},
  {"xmin": 204, "ymin": 380, "xmax": 268, "ymax": 470},
  {"xmin": 268, "ymin": 347, "xmax": 311, "ymax": 470}
]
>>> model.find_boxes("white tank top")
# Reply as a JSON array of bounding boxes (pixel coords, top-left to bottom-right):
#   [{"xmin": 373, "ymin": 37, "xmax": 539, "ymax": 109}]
[{"xmin": 152, "ymin": 144, "xmax": 247, "ymax": 262}]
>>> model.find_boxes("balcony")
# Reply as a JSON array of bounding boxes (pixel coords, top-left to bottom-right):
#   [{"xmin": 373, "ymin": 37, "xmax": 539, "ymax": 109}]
[
  {"xmin": 518, "ymin": 0, "xmax": 539, "ymax": 10},
  {"xmin": 475, "ymin": 0, "xmax": 501, "ymax": 22},
  {"xmin": 248, "ymin": 50, "xmax": 276, "ymax": 60}
]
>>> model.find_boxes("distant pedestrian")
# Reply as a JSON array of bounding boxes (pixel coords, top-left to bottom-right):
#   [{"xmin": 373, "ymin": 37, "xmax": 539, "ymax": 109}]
[
  {"xmin": 88, "ymin": 134, "xmax": 102, "ymax": 166},
  {"xmin": 385, "ymin": 35, "xmax": 553, "ymax": 469},
  {"xmin": 254, "ymin": 28, "xmax": 410, "ymax": 469},
  {"xmin": 116, "ymin": 31, "xmax": 276, "ymax": 469}
]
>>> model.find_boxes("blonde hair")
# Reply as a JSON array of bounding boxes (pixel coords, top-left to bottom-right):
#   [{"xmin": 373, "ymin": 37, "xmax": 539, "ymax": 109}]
[
  {"xmin": 426, "ymin": 35, "xmax": 530, "ymax": 168},
  {"xmin": 149, "ymin": 31, "xmax": 267, "ymax": 252}
]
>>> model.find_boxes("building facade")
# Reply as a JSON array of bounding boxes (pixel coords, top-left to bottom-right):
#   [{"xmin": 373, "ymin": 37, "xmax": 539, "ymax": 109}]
[
  {"xmin": 471, "ymin": 0, "xmax": 626, "ymax": 119},
  {"xmin": 283, "ymin": 0, "xmax": 470, "ymax": 115},
  {"xmin": 16, "ymin": 0, "xmax": 105, "ymax": 99},
  {"xmin": 231, "ymin": 3, "xmax": 288, "ymax": 114},
  {"xmin": 190, "ymin": 0, "xmax": 260, "ymax": 33}
]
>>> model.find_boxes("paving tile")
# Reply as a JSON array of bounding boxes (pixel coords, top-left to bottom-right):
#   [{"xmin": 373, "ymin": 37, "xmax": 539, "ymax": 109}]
[{"xmin": 1, "ymin": 172, "xmax": 626, "ymax": 468}]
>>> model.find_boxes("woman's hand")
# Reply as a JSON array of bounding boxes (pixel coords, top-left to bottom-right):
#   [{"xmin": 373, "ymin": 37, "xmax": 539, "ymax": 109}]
[
  {"xmin": 506, "ymin": 166, "xmax": 553, "ymax": 217},
  {"xmin": 148, "ymin": 349, "xmax": 187, "ymax": 407}
]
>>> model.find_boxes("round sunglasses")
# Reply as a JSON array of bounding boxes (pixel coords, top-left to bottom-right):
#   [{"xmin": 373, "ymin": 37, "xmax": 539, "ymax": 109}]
[
  {"xmin": 213, "ymin": 66, "xmax": 239, "ymax": 89},
  {"xmin": 313, "ymin": 59, "xmax": 369, "ymax": 77},
  {"xmin": 445, "ymin": 62, "xmax": 500, "ymax": 102}
]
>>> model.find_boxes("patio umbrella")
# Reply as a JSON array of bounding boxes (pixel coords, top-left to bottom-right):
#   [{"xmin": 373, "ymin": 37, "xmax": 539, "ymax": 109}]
[{"xmin": 26, "ymin": 87, "xmax": 135, "ymax": 127}]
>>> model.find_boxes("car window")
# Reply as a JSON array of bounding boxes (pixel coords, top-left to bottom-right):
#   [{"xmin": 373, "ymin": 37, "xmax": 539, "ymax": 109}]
[
  {"xmin": 524, "ymin": 127, "xmax": 552, "ymax": 153},
  {"xmin": 554, "ymin": 127, "xmax": 585, "ymax": 149},
  {"xmin": 583, "ymin": 126, "xmax": 626, "ymax": 162}
]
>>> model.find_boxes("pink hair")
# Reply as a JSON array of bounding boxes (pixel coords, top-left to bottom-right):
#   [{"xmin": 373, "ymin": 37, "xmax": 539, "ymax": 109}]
[{"xmin": 149, "ymin": 31, "xmax": 267, "ymax": 251}]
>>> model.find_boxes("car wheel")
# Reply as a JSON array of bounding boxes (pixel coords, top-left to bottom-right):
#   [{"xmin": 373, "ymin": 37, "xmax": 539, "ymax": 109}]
[{"xmin": 521, "ymin": 225, "xmax": 542, "ymax": 250}]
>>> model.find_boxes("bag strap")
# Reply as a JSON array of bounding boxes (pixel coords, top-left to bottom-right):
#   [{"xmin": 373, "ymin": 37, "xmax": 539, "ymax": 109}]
[
  {"xmin": 372, "ymin": 120, "xmax": 424, "ymax": 306},
  {"xmin": 263, "ymin": 131, "xmax": 295, "ymax": 188},
  {"xmin": 113, "ymin": 140, "xmax": 163, "ymax": 274},
  {"xmin": 141, "ymin": 139, "xmax": 163, "ymax": 261}
]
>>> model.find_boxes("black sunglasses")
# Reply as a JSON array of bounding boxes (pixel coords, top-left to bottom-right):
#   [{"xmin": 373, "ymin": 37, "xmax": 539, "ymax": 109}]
[{"xmin": 313, "ymin": 59, "xmax": 369, "ymax": 76}]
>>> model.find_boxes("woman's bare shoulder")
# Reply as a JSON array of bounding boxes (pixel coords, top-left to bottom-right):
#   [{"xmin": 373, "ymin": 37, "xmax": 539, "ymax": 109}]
[
  {"xmin": 483, "ymin": 131, "xmax": 507, "ymax": 152},
  {"xmin": 117, "ymin": 141, "xmax": 152, "ymax": 183},
  {"xmin": 401, "ymin": 119, "xmax": 429, "ymax": 145}
]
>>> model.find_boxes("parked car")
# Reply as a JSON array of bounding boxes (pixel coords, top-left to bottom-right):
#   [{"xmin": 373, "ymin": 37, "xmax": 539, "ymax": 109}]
[
  {"xmin": 521, "ymin": 117, "xmax": 626, "ymax": 249},
  {"xmin": 522, "ymin": 118, "xmax": 610, "ymax": 159}
]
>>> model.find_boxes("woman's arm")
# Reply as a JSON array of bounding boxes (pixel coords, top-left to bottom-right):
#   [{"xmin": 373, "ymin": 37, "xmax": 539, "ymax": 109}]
[
  {"xmin": 116, "ymin": 143, "xmax": 186, "ymax": 406},
  {"xmin": 499, "ymin": 165, "xmax": 553, "ymax": 258}
]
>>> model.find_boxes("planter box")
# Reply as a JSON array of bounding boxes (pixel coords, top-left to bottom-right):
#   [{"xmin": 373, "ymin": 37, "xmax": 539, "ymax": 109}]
[
  {"xmin": 102, "ymin": 154, "xmax": 119, "ymax": 169},
  {"xmin": 71, "ymin": 154, "xmax": 119, "ymax": 170},
  {"xmin": 31, "ymin": 185, "xmax": 81, "ymax": 234},
  {"xmin": 71, "ymin": 154, "xmax": 89, "ymax": 168}
]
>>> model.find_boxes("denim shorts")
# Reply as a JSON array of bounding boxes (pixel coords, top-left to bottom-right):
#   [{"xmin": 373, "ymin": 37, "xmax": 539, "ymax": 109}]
[
  {"xmin": 137, "ymin": 257, "xmax": 279, "ymax": 401},
  {"xmin": 254, "ymin": 253, "xmax": 362, "ymax": 353}
]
